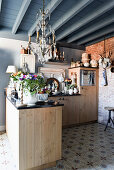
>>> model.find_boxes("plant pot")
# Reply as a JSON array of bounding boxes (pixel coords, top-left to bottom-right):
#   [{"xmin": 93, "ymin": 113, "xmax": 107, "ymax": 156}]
[
  {"xmin": 23, "ymin": 91, "xmax": 37, "ymax": 104},
  {"xmin": 74, "ymin": 88, "xmax": 78, "ymax": 94},
  {"xmin": 69, "ymin": 89, "xmax": 73, "ymax": 95}
]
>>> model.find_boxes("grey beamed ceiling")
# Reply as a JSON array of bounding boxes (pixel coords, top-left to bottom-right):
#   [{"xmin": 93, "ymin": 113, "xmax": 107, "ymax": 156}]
[{"xmin": 0, "ymin": 0, "xmax": 114, "ymax": 46}]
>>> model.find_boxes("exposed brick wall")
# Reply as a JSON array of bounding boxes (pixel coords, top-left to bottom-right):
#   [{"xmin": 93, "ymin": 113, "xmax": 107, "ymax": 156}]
[
  {"xmin": 86, "ymin": 37, "xmax": 114, "ymax": 128},
  {"xmin": 86, "ymin": 37, "xmax": 114, "ymax": 62}
]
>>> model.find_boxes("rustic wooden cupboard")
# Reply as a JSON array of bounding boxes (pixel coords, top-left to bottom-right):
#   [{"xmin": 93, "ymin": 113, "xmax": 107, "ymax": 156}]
[
  {"xmin": 50, "ymin": 67, "xmax": 98, "ymax": 127},
  {"xmin": 70, "ymin": 67, "xmax": 98, "ymax": 124}
]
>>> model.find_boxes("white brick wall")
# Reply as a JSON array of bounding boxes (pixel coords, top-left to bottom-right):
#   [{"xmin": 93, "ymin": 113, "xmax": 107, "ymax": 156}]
[{"xmin": 98, "ymin": 68, "xmax": 114, "ymax": 128}]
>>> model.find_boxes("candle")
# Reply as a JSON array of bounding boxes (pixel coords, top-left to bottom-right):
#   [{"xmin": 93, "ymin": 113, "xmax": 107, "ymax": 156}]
[
  {"xmin": 37, "ymin": 31, "xmax": 39, "ymax": 40},
  {"xmin": 29, "ymin": 36, "xmax": 31, "ymax": 43},
  {"xmin": 63, "ymin": 51, "xmax": 64, "ymax": 61},
  {"xmin": 49, "ymin": 37, "xmax": 51, "ymax": 44},
  {"xmin": 53, "ymin": 33, "xmax": 55, "ymax": 43}
]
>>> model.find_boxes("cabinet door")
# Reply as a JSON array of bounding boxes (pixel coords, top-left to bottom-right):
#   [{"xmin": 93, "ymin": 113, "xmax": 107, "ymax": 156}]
[
  {"xmin": 49, "ymin": 96, "xmax": 69, "ymax": 126},
  {"xmin": 50, "ymin": 96, "xmax": 80, "ymax": 126},
  {"xmin": 49, "ymin": 96, "xmax": 80, "ymax": 126},
  {"xmin": 62, "ymin": 96, "xmax": 70, "ymax": 126},
  {"xmin": 79, "ymin": 86, "xmax": 97, "ymax": 123},
  {"xmin": 66, "ymin": 96, "xmax": 80, "ymax": 125},
  {"xmin": 80, "ymin": 70, "xmax": 96, "ymax": 86}
]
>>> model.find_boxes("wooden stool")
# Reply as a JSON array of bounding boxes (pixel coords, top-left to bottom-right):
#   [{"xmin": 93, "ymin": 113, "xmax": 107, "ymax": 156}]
[{"xmin": 104, "ymin": 107, "xmax": 114, "ymax": 131}]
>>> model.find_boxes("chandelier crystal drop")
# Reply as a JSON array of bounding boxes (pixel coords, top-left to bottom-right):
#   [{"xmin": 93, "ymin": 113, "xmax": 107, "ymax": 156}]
[{"xmin": 29, "ymin": 0, "xmax": 56, "ymax": 64}]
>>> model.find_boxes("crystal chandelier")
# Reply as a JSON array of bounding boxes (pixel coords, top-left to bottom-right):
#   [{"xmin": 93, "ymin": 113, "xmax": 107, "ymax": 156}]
[{"xmin": 29, "ymin": 0, "xmax": 56, "ymax": 64}]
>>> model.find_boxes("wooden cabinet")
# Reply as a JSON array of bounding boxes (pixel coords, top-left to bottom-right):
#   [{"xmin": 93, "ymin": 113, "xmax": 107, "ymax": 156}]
[
  {"xmin": 79, "ymin": 86, "xmax": 97, "ymax": 123},
  {"xmin": 49, "ymin": 96, "xmax": 80, "ymax": 126},
  {"xmin": 6, "ymin": 98, "xmax": 62, "ymax": 170},
  {"xmin": 68, "ymin": 96, "xmax": 80, "ymax": 125},
  {"xmin": 49, "ymin": 67, "xmax": 98, "ymax": 127},
  {"xmin": 69, "ymin": 67, "xmax": 98, "ymax": 124}
]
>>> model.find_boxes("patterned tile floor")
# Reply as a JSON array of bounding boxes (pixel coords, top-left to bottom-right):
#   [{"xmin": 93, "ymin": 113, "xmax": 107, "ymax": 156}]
[{"xmin": 0, "ymin": 123, "xmax": 114, "ymax": 170}]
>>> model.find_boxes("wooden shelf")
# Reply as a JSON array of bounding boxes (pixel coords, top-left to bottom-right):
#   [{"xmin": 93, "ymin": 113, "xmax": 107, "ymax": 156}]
[
  {"xmin": 68, "ymin": 66, "xmax": 99, "ymax": 69},
  {"xmin": 45, "ymin": 61, "xmax": 69, "ymax": 65}
]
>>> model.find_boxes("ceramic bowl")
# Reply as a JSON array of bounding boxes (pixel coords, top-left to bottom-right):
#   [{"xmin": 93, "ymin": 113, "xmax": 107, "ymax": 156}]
[{"xmin": 84, "ymin": 63, "xmax": 90, "ymax": 67}]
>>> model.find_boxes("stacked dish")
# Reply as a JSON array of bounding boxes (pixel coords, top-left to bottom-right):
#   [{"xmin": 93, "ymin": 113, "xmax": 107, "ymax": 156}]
[{"xmin": 82, "ymin": 53, "xmax": 90, "ymax": 67}]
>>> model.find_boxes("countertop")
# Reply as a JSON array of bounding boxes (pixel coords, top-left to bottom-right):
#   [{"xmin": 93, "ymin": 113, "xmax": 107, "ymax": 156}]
[
  {"xmin": 49, "ymin": 92, "xmax": 81, "ymax": 97},
  {"xmin": 6, "ymin": 97, "xmax": 64, "ymax": 110}
]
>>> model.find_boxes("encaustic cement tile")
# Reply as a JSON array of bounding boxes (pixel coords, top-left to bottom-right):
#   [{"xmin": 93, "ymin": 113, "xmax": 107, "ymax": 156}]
[
  {"xmin": 93, "ymin": 159, "xmax": 114, "ymax": 170},
  {"xmin": 46, "ymin": 160, "xmax": 71, "ymax": 170},
  {"xmin": 0, "ymin": 123, "xmax": 114, "ymax": 170}
]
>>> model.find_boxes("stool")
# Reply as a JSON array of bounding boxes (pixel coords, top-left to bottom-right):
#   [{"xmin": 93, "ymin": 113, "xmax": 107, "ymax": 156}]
[{"xmin": 104, "ymin": 107, "xmax": 114, "ymax": 131}]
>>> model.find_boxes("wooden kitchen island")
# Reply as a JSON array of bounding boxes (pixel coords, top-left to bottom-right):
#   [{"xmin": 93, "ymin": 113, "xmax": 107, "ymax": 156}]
[{"xmin": 6, "ymin": 97, "xmax": 63, "ymax": 170}]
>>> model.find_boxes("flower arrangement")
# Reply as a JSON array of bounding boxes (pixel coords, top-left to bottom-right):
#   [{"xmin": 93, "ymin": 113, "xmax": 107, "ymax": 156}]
[{"xmin": 11, "ymin": 71, "xmax": 46, "ymax": 95}]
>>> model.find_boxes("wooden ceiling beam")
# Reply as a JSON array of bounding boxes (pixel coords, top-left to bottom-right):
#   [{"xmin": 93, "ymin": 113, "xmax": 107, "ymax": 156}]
[
  {"xmin": 76, "ymin": 24, "xmax": 114, "ymax": 45},
  {"xmin": 0, "ymin": 0, "xmax": 2, "ymax": 11},
  {"xmin": 47, "ymin": 0, "xmax": 94, "ymax": 37},
  {"xmin": 67, "ymin": 14, "xmax": 114, "ymax": 43},
  {"xmin": 56, "ymin": 41, "xmax": 85, "ymax": 50},
  {"xmin": 56, "ymin": 0, "xmax": 114, "ymax": 41},
  {"xmin": 0, "ymin": 28, "xmax": 29, "ymax": 42},
  {"xmin": 28, "ymin": 0, "xmax": 63, "ymax": 36},
  {"xmin": 12, "ymin": 0, "xmax": 32, "ymax": 34},
  {"xmin": 84, "ymin": 32, "xmax": 114, "ymax": 46}
]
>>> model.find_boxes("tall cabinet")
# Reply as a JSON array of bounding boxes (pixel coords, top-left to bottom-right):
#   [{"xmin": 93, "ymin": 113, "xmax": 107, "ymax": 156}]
[{"xmin": 69, "ymin": 67, "xmax": 99, "ymax": 123}]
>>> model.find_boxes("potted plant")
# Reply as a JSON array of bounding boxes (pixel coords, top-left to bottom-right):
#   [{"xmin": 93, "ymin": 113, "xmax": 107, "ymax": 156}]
[
  {"xmin": 68, "ymin": 84, "xmax": 74, "ymax": 95},
  {"xmin": 68, "ymin": 84, "xmax": 78, "ymax": 95},
  {"xmin": 10, "ymin": 72, "xmax": 47, "ymax": 104}
]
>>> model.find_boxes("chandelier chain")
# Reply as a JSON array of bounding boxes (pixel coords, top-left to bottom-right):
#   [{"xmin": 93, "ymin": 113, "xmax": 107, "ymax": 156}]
[{"xmin": 29, "ymin": 0, "xmax": 56, "ymax": 64}]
